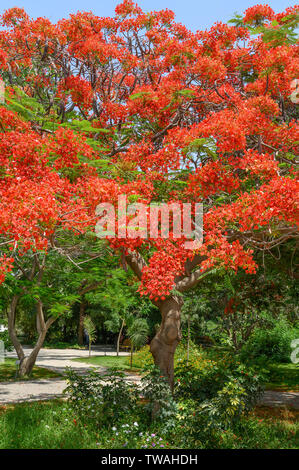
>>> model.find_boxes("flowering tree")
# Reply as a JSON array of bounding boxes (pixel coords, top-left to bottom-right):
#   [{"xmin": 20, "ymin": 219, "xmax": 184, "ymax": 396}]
[{"xmin": 0, "ymin": 2, "xmax": 298, "ymax": 386}]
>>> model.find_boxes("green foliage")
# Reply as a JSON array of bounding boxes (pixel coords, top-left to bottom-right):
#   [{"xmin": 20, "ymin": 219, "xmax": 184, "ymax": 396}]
[
  {"xmin": 43, "ymin": 341, "xmax": 84, "ymax": 350},
  {"xmin": 0, "ymin": 399, "xmax": 298, "ymax": 449},
  {"xmin": 129, "ymin": 91, "xmax": 151, "ymax": 101},
  {"xmin": 175, "ymin": 381, "xmax": 250, "ymax": 447},
  {"xmin": 123, "ymin": 346, "xmax": 152, "ymax": 369},
  {"xmin": 181, "ymin": 259, "xmax": 298, "ymax": 352},
  {"xmin": 83, "ymin": 316, "xmax": 96, "ymax": 356},
  {"xmin": 260, "ymin": 14, "xmax": 299, "ymax": 46},
  {"xmin": 240, "ymin": 320, "xmax": 299, "ymax": 363},
  {"xmin": 174, "ymin": 351, "xmax": 263, "ymax": 410},
  {"xmin": 83, "ymin": 316, "xmax": 96, "ymax": 344},
  {"xmin": 182, "ymin": 137, "xmax": 217, "ymax": 163},
  {"xmin": 141, "ymin": 367, "xmax": 177, "ymax": 430},
  {"xmin": 199, "ymin": 380, "xmax": 248, "ymax": 429},
  {"xmin": 127, "ymin": 318, "xmax": 149, "ymax": 350},
  {"xmin": 0, "ymin": 329, "xmax": 13, "ymax": 351},
  {"xmin": 65, "ymin": 368, "xmax": 139, "ymax": 428},
  {"xmin": 125, "ymin": 340, "xmax": 202, "ymax": 369},
  {"xmin": 266, "ymin": 363, "xmax": 299, "ymax": 392},
  {"xmin": 4, "ymin": 87, "xmax": 45, "ymax": 121},
  {"xmin": 61, "ymin": 119, "xmax": 108, "ymax": 134},
  {"xmin": 228, "ymin": 12, "xmax": 299, "ymax": 46}
]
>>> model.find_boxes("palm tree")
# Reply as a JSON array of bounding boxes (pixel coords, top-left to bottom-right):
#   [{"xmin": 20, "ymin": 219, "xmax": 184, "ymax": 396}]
[
  {"xmin": 127, "ymin": 318, "xmax": 149, "ymax": 369},
  {"xmin": 83, "ymin": 316, "xmax": 96, "ymax": 357}
]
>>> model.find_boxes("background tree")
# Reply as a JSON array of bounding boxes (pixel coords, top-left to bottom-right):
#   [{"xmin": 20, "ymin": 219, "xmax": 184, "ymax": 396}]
[{"xmin": 1, "ymin": 250, "xmax": 79, "ymax": 376}]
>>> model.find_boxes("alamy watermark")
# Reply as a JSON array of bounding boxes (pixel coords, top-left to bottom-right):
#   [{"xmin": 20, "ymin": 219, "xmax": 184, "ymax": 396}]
[
  {"xmin": 290, "ymin": 339, "xmax": 299, "ymax": 364},
  {"xmin": 0, "ymin": 78, "xmax": 4, "ymax": 104},
  {"xmin": 95, "ymin": 195, "xmax": 203, "ymax": 250},
  {"xmin": 0, "ymin": 340, "xmax": 4, "ymax": 364},
  {"xmin": 290, "ymin": 79, "xmax": 299, "ymax": 104}
]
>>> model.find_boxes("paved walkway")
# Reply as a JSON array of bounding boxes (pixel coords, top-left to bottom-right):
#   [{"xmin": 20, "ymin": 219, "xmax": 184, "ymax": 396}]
[
  {"xmin": 0, "ymin": 347, "xmax": 298, "ymax": 408},
  {"xmin": 0, "ymin": 346, "xmax": 132, "ymax": 404},
  {"xmin": 261, "ymin": 390, "xmax": 299, "ymax": 410}
]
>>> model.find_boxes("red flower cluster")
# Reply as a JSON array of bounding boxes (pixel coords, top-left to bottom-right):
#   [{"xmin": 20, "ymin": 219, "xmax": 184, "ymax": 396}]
[
  {"xmin": 0, "ymin": 1, "xmax": 297, "ymax": 300},
  {"xmin": 243, "ymin": 5, "xmax": 275, "ymax": 24},
  {"xmin": 58, "ymin": 76, "xmax": 94, "ymax": 112}
]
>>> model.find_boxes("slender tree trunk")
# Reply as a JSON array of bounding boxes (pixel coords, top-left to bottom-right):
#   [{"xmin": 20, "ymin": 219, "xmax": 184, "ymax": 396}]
[
  {"xmin": 117, "ymin": 318, "xmax": 125, "ymax": 357},
  {"xmin": 150, "ymin": 296, "xmax": 183, "ymax": 391},
  {"xmin": 78, "ymin": 299, "xmax": 86, "ymax": 346},
  {"xmin": 130, "ymin": 344, "xmax": 133, "ymax": 369}
]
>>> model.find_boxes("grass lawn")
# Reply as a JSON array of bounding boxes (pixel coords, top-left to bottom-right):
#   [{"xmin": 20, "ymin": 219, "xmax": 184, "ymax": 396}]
[
  {"xmin": 73, "ymin": 355, "xmax": 141, "ymax": 372},
  {"xmin": 265, "ymin": 363, "xmax": 299, "ymax": 392},
  {"xmin": 0, "ymin": 399, "xmax": 298, "ymax": 449},
  {"xmin": 0, "ymin": 358, "xmax": 62, "ymax": 382},
  {"xmin": 43, "ymin": 341, "xmax": 85, "ymax": 350}
]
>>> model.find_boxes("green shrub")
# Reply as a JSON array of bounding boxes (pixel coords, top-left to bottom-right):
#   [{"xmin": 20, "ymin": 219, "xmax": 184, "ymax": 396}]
[
  {"xmin": 176, "ymin": 383, "xmax": 247, "ymax": 447},
  {"xmin": 0, "ymin": 329, "xmax": 13, "ymax": 352},
  {"xmin": 131, "ymin": 341, "xmax": 263, "ymax": 410},
  {"xmin": 141, "ymin": 366, "xmax": 177, "ymax": 431},
  {"xmin": 175, "ymin": 377, "xmax": 263, "ymax": 449},
  {"xmin": 197, "ymin": 380, "xmax": 251, "ymax": 430},
  {"xmin": 174, "ymin": 352, "xmax": 263, "ymax": 410},
  {"xmin": 65, "ymin": 368, "xmax": 139, "ymax": 427},
  {"xmin": 65, "ymin": 343, "xmax": 263, "ymax": 449},
  {"xmin": 240, "ymin": 320, "xmax": 299, "ymax": 363},
  {"xmin": 125, "ymin": 345, "xmax": 153, "ymax": 369},
  {"xmin": 126, "ymin": 339, "xmax": 202, "ymax": 369}
]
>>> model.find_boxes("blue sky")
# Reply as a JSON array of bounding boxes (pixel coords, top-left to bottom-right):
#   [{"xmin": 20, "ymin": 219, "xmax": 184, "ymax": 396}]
[{"xmin": 1, "ymin": 1, "xmax": 297, "ymax": 30}]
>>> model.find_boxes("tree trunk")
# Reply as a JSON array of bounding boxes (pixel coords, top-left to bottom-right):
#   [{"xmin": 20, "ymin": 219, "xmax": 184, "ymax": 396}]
[
  {"xmin": 7, "ymin": 295, "xmax": 25, "ymax": 366},
  {"xmin": 78, "ymin": 299, "xmax": 86, "ymax": 346},
  {"xmin": 19, "ymin": 328, "xmax": 48, "ymax": 376},
  {"xmin": 7, "ymin": 296, "xmax": 55, "ymax": 378},
  {"xmin": 130, "ymin": 344, "xmax": 133, "ymax": 369},
  {"xmin": 116, "ymin": 319, "xmax": 125, "ymax": 357},
  {"xmin": 150, "ymin": 296, "xmax": 183, "ymax": 391}
]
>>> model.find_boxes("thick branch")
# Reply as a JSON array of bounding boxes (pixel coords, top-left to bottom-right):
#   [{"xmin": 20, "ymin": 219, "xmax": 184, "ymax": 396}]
[
  {"xmin": 176, "ymin": 267, "xmax": 212, "ymax": 292},
  {"xmin": 125, "ymin": 250, "xmax": 147, "ymax": 280},
  {"xmin": 7, "ymin": 295, "xmax": 25, "ymax": 362}
]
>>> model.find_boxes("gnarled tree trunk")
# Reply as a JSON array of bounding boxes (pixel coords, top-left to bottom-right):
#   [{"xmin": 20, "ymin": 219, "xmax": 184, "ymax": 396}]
[
  {"xmin": 18, "ymin": 327, "xmax": 48, "ymax": 377},
  {"xmin": 150, "ymin": 296, "xmax": 183, "ymax": 391}
]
